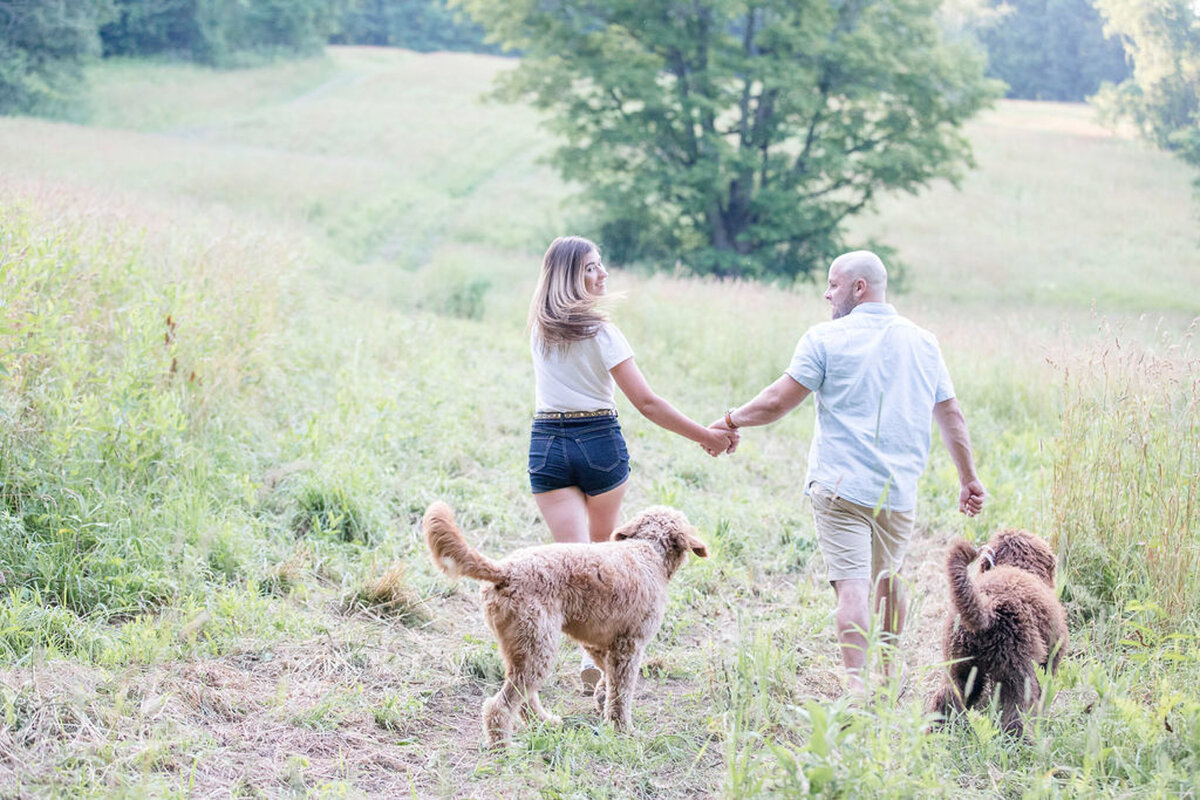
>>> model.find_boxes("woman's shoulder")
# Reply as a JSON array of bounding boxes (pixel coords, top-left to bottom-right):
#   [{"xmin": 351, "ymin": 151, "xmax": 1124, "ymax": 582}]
[
  {"xmin": 594, "ymin": 320, "xmax": 629, "ymax": 343},
  {"xmin": 594, "ymin": 322, "xmax": 634, "ymax": 362}
]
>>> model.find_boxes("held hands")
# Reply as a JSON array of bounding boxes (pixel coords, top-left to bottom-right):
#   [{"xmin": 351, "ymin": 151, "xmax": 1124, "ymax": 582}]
[
  {"xmin": 702, "ymin": 418, "xmax": 740, "ymax": 457},
  {"xmin": 701, "ymin": 425, "xmax": 739, "ymax": 457},
  {"xmin": 959, "ymin": 479, "xmax": 985, "ymax": 517}
]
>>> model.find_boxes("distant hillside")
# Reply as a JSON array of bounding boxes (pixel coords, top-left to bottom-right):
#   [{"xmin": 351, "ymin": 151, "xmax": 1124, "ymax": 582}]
[{"xmin": 1, "ymin": 47, "xmax": 1192, "ymax": 317}]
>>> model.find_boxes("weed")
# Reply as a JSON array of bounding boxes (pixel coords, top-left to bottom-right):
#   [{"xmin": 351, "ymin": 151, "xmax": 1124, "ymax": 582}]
[
  {"xmin": 292, "ymin": 484, "xmax": 371, "ymax": 545},
  {"xmin": 344, "ymin": 562, "xmax": 428, "ymax": 626},
  {"xmin": 261, "ymin": 546, "xmax": 311, "ymax": 597},
  {"xmin": 373, "ymin": 692, "xmax": 424, "ymax": 734},
  {"xmin": 456, "ymin": 635, "xmax": 505, "ymax": 685}
]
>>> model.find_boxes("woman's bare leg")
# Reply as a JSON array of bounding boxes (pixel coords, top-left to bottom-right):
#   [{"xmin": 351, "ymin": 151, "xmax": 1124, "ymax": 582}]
[
  {"xmin": 584, "ymin": 481, "xmax": 628, "ymax": 542},
  {"xmin": 534, "ymin": 486, "xmax": 589, "ymax": 543}
]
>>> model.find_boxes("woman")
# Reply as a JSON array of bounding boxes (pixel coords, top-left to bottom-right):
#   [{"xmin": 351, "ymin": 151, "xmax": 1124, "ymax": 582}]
[{"xmin": 527, "ymin": 235, "xmax": 734, "ymax": 691}]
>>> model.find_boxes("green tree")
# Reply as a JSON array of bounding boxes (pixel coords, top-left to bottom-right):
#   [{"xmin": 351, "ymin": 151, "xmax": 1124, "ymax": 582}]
[
  {"xmin": 100, "ymin": 0, "xmax": 343, "ymax": 65},
  {"xmin": 457, "ymin": 0, "xmax": 1001, "ymax": 279},
  {"xmin": 981, "ymin": 0, "xmax": 1128, "ymax": 101},
  {"xmin": 0, "ymin": 0, "xmax": 112, "ymax": 116},
  {"xmin": 332, "ymin": 0, "xmax": 501, "ymax": 54},
  {"xmin": 1094, "ymin": 0, "xmax": 1200, "ymax": 173},
  {"xmin": 99, "ymin": 0, "xmax": 200, "ymax": 57}
]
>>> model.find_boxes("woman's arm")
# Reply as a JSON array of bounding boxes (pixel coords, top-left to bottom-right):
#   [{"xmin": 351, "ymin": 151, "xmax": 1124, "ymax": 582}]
[{"xmin": 610, "ymin": 358, "xmax": 734, "ymax": 455}]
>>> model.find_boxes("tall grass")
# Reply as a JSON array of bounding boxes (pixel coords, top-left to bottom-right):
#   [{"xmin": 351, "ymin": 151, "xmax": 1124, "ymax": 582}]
[
  {"xmin": 0, "ymin": 188, "xmax": 307, "ymax": 660},
  {"xmin": 716, "ymin": 598, "xmax": 1200, "ymax": 798},
  {"xmin": 1, "ymin": 49, "xmax": 1199, "ymax": 796},
  {"xmin": 1051, "ymin": 320, "xmax": 1200, "ymax": 621}
]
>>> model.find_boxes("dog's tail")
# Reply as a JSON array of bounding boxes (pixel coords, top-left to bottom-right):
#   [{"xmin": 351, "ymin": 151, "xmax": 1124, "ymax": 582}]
[
  {"xmin": 423, "ymin": 502, "xmax": 506, "ymax": 584},
  {"xmin": 947, "ymin": 538, "xmax": 993, "ymax": 632}
]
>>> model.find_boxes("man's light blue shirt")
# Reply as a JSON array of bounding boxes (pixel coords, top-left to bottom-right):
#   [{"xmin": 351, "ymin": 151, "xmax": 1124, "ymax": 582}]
[{"xmin": 786, "ymin": 302, "xmax": 954, "ymax": 512}]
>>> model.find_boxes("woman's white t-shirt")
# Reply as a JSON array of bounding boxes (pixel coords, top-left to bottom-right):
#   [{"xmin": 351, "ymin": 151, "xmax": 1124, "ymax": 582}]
[{"xmin": 532, "ymin": 322, "xmax": 634, "ymax": 412}]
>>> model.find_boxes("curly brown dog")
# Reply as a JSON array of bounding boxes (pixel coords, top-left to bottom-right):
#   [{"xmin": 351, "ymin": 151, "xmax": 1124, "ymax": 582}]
[
  {"xmin": 929, "ymin": 529, "xmax": 1068, "ymax": 736},
  {"xmin": 423, "ymin": 502, "xmax": 708, "ymax": 746}
]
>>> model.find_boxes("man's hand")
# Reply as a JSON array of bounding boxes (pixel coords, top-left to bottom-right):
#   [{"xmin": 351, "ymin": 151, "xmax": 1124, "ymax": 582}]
[
  {"xmin": 707, "ymin": 419, "xmax": 740, "ymax": 455},
  {"xmin": 959, "ymin": 479, "xmax": 985, "ymax": 517},
  {"xmin": 699, "ymin": 425, "xmax": 739, "ymax": 457}
]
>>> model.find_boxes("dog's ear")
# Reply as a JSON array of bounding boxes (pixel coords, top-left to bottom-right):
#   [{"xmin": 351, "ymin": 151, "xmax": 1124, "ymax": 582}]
[
  {"xmin": 977, "ymin": 545, "xmax": 995, "ymax": 572},
  {"xmin": 611, "ymin": 519, "xmax": 636, "ymax": 541},
  {"xmin": 685, "ymin": 528, "xmax": 709, "ymax": 558}
]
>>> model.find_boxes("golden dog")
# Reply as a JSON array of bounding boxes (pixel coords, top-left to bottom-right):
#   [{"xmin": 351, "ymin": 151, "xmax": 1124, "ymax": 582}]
[{"xmin": 424, "ymin": 502, "xmax": 707, "ymax": 745}]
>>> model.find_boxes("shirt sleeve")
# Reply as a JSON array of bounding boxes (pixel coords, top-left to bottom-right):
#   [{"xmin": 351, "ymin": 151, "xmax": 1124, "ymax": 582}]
[
  {"xmin": 596, "ymin": 323, "xmax": 635, "ymax": 370},
  {"xmin": 934, "ymin": 349, "xmax": 956, "ymax": 403},
  {"xmin": 786, "ymin": 329, "xmax": 825, "ymax": 391}
]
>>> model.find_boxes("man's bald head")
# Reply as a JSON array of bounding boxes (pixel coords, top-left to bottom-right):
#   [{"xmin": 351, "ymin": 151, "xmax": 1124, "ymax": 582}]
[
  {"xmin": 825, "ymin": 251, "xmax": 888, "ymax": 319},
  {"xmin": 830, "ymin": 251, "xmax": 887, "ymax": 294}
]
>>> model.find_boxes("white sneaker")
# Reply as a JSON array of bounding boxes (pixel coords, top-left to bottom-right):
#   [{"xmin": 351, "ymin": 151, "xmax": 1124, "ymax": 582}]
[{"xmin": 580, "ymin": 653, "xmax": 602, "ymax": 696}]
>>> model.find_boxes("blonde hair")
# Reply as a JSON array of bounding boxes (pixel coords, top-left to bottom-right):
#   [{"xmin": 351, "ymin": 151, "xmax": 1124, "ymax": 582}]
[{"xmin": 528, "ymin": 236, "xmax": 609, "ymax": 354}]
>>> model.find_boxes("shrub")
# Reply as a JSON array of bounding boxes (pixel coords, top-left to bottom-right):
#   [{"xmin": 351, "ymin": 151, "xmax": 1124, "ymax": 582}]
[
  {"xmin": 100, "ymin": 0, "xmax": 342, "ymax": 65},
  {"xmin": 0, "ymin": 0, "xmax": 108, "ymax": 117}
]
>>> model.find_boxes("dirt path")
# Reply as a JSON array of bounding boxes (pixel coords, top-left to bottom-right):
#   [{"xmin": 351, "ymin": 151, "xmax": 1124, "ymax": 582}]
[
  {"xmin": 904, "ymin": 526, "xmax": 956, "ymax": 701},
  {"xmin": 0, "ymin": 527, "xmax": 960, "ymax": 797}
]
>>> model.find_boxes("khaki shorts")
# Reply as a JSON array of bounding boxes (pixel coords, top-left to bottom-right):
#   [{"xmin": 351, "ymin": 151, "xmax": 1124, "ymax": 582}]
[{"xmin": 808, "ymin": 482, "xmax": 915, "ymax": 584}]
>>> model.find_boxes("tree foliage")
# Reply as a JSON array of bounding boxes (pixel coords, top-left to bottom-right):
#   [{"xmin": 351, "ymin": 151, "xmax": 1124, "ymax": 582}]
[
  {"xmin": 332, "ymin": 0, "xmax": 500, "ymax": 54},
  {"xmin": 100, "ymin": 0, "xmax": 344, "ymax": 66},
  {"xmin": 3, "ymin": 0, "xmax": 348, "ymax": 116},
  {"xmin": 0, "ymin": 0, "xmax": 111, "ymax": 116},
  {"xmin": 1094, "ymin": 0, "xmax": 1200, "ymax": 172},
  {"xmin": 980, "ymin": 0, "xmax": 1128, "ymax": 101},
  {"xmin": 457, "ymin": 0, "xmax": 1001, "ymax": 279}
]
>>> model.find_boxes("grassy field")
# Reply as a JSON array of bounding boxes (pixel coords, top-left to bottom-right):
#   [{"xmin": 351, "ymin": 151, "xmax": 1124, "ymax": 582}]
[{"xmin": 0, "ymin": 46, "xmax": 1198, "ymax": 797}]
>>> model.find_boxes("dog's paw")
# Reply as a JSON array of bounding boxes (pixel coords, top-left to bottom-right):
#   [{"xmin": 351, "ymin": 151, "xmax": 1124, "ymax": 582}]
[
  {"xmin": 484, "ymin": 735, "xmax": 508, "ymax": 749},
  {"xmin": 606, "ymin": 714, "xmax": 633, "ymax": 734}
]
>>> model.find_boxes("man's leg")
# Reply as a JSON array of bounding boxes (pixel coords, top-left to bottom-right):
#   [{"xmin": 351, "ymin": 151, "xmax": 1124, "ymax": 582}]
[
  {"xmin": 874, "ymin": 572, "xmax": 907, "ymax": 679},
  {"xmin": 831, "ymin": 578, "xmax": 871, "ymax": 694},
  {"xmin": 810, "ymin": 483, "xmax": 875, "ymax": 697},
  {"xmin": 870, "ymin": 504, "xmax": 915, "ymax": 682}
]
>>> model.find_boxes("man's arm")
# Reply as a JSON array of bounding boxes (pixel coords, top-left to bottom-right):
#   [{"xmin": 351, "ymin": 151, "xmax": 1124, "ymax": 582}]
[
  {"xmin": 932, "ymin": 397, "xmax": 985, "ymax": 517},
  {"xmin": 710, "ymin": 374, "xmax": 812, "ymax": 454}
]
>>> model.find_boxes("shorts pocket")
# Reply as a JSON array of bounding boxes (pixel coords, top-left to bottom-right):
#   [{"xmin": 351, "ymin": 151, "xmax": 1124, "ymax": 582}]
[
  {"xmin": 576, "ymin": 430, "xmax": 628, "ymax": 472},
  {"xmin": 528, "ymin": 433, "xmax": 554, "ymax": 473}
]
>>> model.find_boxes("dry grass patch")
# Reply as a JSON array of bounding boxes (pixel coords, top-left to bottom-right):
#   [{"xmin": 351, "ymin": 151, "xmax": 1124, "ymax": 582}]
[
  {"xmin": 261, "ymin": 547, "xmax": 311, "ymax": 598},
  {"xmin": 345, "ymin": 562, "xmax": 429, "ymax": 626}
]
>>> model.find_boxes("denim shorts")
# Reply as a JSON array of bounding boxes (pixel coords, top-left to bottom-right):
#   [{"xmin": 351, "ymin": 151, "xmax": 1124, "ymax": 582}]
[{"xmin": 528, "ymin": 416, "xmax": 630, "ymax": 496}]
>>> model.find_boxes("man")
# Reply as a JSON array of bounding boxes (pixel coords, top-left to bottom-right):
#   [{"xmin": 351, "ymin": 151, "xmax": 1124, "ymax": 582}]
[{"xmin": 712, "ymin": 250, "xmax": 984, "ymax": 697}]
